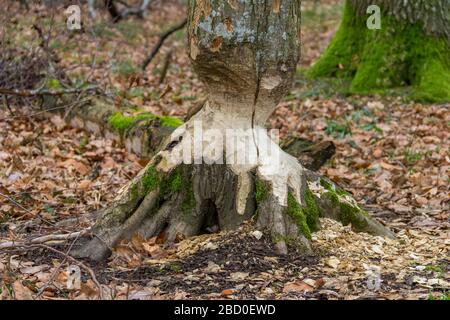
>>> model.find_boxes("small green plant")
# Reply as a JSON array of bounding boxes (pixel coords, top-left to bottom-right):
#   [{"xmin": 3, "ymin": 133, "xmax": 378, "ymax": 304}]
[
  {"xmin": 425, "ymin": 265, "xmax": 443, "ymax": 273},
  {"xmin": 112, "ymin": 59, "xmax": 137, "ymax": 77},
  {"xmin": 170, "ymin": 264, "xmax": 182, "ymax": 273},
  {"xmin": 403, "ymin": 148, "xmax": 422, "ymax": 165},
  {"xmin": 44, "ymin": 204, "xmax": 55, "ymax": 215},
  {"xmin": 325, "ymin": 120, "xmax": 352, "ymax": 139},
  {"xmin": 428, "ymin": 292, "xmax": 450, "ymax": 300},
  {"xmin": 47, "ymin": 78, "xmax": 62, "ymax": 90},
  {"xmin": 350, "ymin": 108, "xmax": 372, "ymax": 122},
  {"xmin": 359, "ymin": 122, "xmax": 382, "ymax": 133}
]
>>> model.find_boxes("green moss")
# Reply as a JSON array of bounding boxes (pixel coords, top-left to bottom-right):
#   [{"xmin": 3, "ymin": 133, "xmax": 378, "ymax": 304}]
[
  {"xmin": 159, "ymin": 166, "xmax": 196, "ymax": 215},
  {"xmin": 108, "ymin": 112, "xmax": 183, "ymax": 135},
  {"xmin": 411, "ymin": 39, "xmax": 450, "ymax": 102},
  {"xmin": 319, "ymin": 178, "xmax": 334, "ymax": 191},
  {"xmin": 255, "ymin": 179, "xmax": 268, "ymax": 203},
  {"xmin": 167, "ymin": 170, "xmax": 183, "ymax": 193},
  {"xmin": 159, "ymin": 116, "xmax": 184, "ymax": 128},
  {"xmin": 160, "ymin": 167, "xmax": 185, "ymax": 196},
  {"xmin": 47, "ymin": 78, "xmax": 63, "ymax": 90},
  {"xmin": 286, "ymin": 193, "xmax": 312, "ymax": 240},
  {"xmin": 304, "ymin": 189, "xmax": 321, "ymax": 232},
  {"xmin": 308, "ymin": 1, "xmax": 450, "ymax": 103},
  {"xmin": 323, "ymin": 191, "xmax": 369, "ymax": 231},
  {"xmin": 130, "ymin": 183, "xmax": 140, "ymax": 201},
  {"xmin": 107, "ymin": 112, "xmax": 149, "ymax": 133},
  {"xmin": 142, "ymin": 166, "xmax": 162, "ymax": 193},
  {"xmin": 351, "ymin": 17, "xmax": 450, "ymax": 102},
  {"xmin": 181, "ymin": 188, "xmax": 196, "ymax": 215},
  {"xmin": 350, "ymin": 17, "xmax": 409, "ymax": 93}
]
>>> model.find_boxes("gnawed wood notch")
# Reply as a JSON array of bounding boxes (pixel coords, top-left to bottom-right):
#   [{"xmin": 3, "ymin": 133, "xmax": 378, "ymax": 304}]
[{"xmin": 72, "ymin": 0, "xmax": 394, "ymax": 262}]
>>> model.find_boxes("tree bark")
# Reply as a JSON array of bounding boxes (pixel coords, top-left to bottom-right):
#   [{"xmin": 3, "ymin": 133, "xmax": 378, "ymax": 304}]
[
  {"xmin": 73, "ymin": 0, "xmax": 394, "ymax": 262},
  {"xmin": 308, "ymin": 0, "xmax": 450, "ymax": 103}
]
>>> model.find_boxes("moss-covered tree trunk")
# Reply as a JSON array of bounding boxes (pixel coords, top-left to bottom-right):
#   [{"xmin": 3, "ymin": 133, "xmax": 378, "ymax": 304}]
[
  {"xmin": 73, "ymin": 0, "xmax": 394, "ymax": 262},
  {"xmin": 308, "ymin": 0, "xmax": 450, "ymax": 102}
]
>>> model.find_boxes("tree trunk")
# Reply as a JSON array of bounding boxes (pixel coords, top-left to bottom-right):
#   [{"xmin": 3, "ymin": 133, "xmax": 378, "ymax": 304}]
[
  {"xmin": 308, "ymin": 0, "xmax": 450, "ymax": 103},
  {"xmin": 73, "ymin": 0, "xmax": 394, "ymax": 262}
]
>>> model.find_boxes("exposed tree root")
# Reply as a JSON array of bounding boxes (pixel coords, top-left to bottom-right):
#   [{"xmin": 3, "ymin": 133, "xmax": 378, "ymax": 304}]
[{"xmin": 72, "ymin": 106, "xmax": 394, "ymax": 262}]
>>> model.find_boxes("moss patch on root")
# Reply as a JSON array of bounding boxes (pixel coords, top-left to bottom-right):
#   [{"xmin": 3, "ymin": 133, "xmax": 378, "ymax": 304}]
[
  {"xmin": 318, "ymin": 178, "xmax": 371, "ymax": 231},
  {"xmin": 160, "ymin": 167, "xmax": 184, "ymax": 195},
  {"xmin": 164, "ymin": 166, "xmax": 196, "ymax": 215},
  {"xmin": 304, "ymin": 189, "xmax": 321, "ymax": 232},
  {"xmin": 286, "ymin": 192, "xmax": 321, "ymax": 240},
  {"xmin": 148, "ymin": 165, "xmax": 196, "ymax": 214},
  {"xmin": 108, "ymin": 111, "xmax": 183, "ymax": 135},
  {"xmin": 255, "ymin": 179, "xmax": 268, "ymax": 203},
  {"xmin": 142, "ymin": 166, "xmax": 162, "ymax": 193},
  {"xmin": 320, "ymin": 178, "xmax": 352, "ymax": 197},
  {"xmin": 307, "ymin": 1, "xmax": 450, "ymax": 103},
  {"xmin": 129, "ymin": 165, "xmax": 197, "ymax": 215}
]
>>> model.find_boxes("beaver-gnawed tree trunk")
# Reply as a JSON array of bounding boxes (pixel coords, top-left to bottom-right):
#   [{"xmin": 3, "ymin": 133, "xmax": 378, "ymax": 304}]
[
  {"xmin": 308, "ymin": 0, "xmax": 450, "ymax": 103},
  {"xmin": 73, "ymin": 0, "xmax": 394, "ymax": 262}
]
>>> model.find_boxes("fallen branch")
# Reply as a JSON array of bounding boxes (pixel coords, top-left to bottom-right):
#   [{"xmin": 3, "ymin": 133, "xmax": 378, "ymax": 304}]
[
  {"xmin": 142, "ymin": 18, "xmax": 187, "ymax": 70},
  {"xmin": 0, "ymin": 85, "xmax": 99, "ymax": 97},
  {"xmin": 0, "ymin": 230, "xmax": 89, "ymax": 250}
]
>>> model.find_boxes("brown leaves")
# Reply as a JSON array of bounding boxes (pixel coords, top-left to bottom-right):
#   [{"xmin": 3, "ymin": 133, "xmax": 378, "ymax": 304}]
[
  {"xmin": 12, "ymin": 280, "xmax": 34, "ymax": 300},
  {"xmin": 283, "ymin": 278, "xmax": 325, "ymax": 294},
  {"xmin": 59, "ymin": 159, "xmax": 89, "ymax": 176},
  {"xmin": 283, "ymin": 281, "xmax": 314, "ymax": 294}
]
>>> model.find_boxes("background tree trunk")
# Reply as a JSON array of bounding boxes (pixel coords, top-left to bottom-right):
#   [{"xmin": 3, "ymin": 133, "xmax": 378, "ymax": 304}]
[
  {"xmin": 308, "ymin": 0, "xmax": 450, "ymax": 103},
  {"xmin": 73, "ymin": 0, "xmax": 394, "ymax": 262}
]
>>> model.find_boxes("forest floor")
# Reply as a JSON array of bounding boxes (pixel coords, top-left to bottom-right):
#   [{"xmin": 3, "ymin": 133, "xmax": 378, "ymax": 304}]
[{"xmin": 0, "ymin": 0, "xmax": 448, "ymax": 300}]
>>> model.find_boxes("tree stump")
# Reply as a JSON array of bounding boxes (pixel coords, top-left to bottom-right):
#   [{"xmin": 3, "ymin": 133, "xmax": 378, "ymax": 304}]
[{"xmin": 73, "ymin": 0, "xmax": 394, "ymax": 262}]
